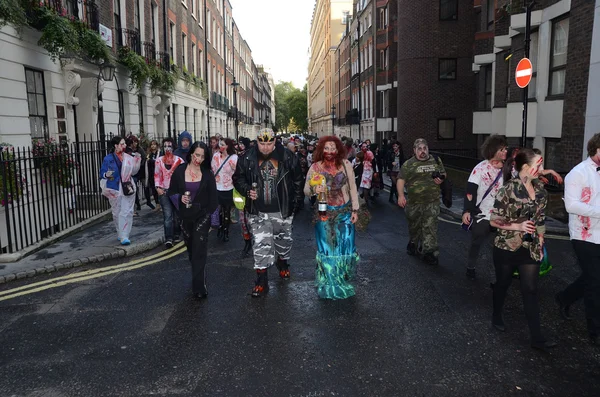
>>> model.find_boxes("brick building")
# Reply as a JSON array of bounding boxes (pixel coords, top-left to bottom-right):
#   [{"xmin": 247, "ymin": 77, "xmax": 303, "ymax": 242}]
[
  {"xmin": 396, "ymin": 0, "xmax": 477, "ymax": 153},
  {"xmin": 0, "ymin": 0, "xmax": 273, "ymax": 147},
  {"xmin": 374, "ymin": 0, "xmax": 397, "ymax": 142},
  {"xmin": 472, "ymin": 0, "xmax": 598, "ymax": 172}
]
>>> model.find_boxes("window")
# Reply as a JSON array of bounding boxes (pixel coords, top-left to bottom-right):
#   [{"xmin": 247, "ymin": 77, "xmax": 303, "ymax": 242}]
[
  {"xmin": 170, "ymin": 22, "xmax": 176, "ymax": 63},
  {"xmin": 480, "ymin": 64, "xmax": 492, "ymax": 110},
  {"xmin": 172, "ymin": 104, "xmax": 178, "ymax": 133},
  {"xmin": 114, "ymin": 0, "xmax": 122, "ymax": 46},
  {"xmin": 439, "ymin": 58, "xmax": 457, "ymax": 80},
  {"xmin": 182, "ymin": 33, "xmax": 187, "ymax": 69},
  {"xmin": 379, "ymin": 48, "xmax": 388, "ymax": 69},
  {"xmin": 192, "ymin": 43, "xmax": 197, "ymax": 76},
  {"xmin": 151, "ymin": 3, "xmax": 158, "ymax": 44},
  {"xmin": 192, "ymin": 0, "xmax": 196, "ymax": 18},
  {"xmin": 184, "ymin": 106, "xmax": 188, "ymax": 130},
  {"xmin": 207, "ymin": 10, "xmax": 211, "ymax": 42},
  {"xmin": 438, "ymin": 119, "xmax": 455, "ymax": 140},
  {"xmin": 194, "ymin": 109, "xmax": 198, "ymax": 136},
  {"xmin": 379, "ymin": 7, "xmax": 388, "ymax": 29},
  {"xmin": 342, "ymin": 11, "xmax": 350, "ymax": 24},
  {"xmin": 549, "ymin": 17, "xmax": 569, "ymax": 96},
  {"xmin": 24, "ymin": 68, "xmax": 48, "ymax": 139},
  {"xmin": 440, "ymin": 0, "xmax": 458, "ymax": 21},
  {"xmin": 199, "ymin": 49, "xmax": 203, "ymax": 78},
  {"xmin": 529, "ymin": 31, "xmax": 538, "ymax": 99},
  {"xmin": 198, "ymin": 0, "xmax": 202, "ymax": 24},
  {"xmin": 486, "ymin": 0, "xmax": 494, "ymax": 29},
  {"xmin": 134, "ymin": 0, "xmax": 141, "ymax": 32},
  {"xmin": 138, "ymin": 95, "xmax": 144, "ymax": 132}
]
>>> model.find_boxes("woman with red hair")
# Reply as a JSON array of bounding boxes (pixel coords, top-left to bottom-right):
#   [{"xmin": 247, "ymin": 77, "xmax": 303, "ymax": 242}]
[{"xmin": 304, "ymin": 136, "xmax": 360, "ymax": 299}]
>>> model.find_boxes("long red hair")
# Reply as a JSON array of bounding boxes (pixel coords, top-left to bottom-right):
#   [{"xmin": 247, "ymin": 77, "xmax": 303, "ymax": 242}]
[{"xmin": 312, "ymin": 135, "xmax": 347, "ymax": 167}]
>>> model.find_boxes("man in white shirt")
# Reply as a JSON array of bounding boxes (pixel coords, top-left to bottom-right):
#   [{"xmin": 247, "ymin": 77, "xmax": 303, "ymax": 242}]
[
  {"xmin": 556, "ymin": 133, "xmax": 600, "ymax": 347},
  {"xmin": 462, "ymin": 135, "xmax": 507, "ymax": 280}
]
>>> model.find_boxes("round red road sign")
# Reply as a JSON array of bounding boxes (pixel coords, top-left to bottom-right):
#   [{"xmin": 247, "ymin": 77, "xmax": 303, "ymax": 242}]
[{"xmin": 515, "ymin": 58, "xmax": 533, "ymax": 88}]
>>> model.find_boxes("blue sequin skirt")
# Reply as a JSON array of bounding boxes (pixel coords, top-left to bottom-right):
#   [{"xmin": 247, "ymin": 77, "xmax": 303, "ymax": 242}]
[{"xmin": 315, "ymin": 202, "xmax": 360, "ymax": 299}]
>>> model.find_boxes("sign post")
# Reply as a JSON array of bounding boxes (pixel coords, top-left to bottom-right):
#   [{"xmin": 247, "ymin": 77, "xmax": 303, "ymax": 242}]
[{"xmin": 519, "ymin": 1, "xmax": 536, "ymax": 148}]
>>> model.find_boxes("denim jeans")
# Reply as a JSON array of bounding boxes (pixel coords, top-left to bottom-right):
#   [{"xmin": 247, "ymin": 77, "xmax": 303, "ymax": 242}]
[{"xmin": 159, "ymin": 193, "xmax": 180, "ymax": 241}]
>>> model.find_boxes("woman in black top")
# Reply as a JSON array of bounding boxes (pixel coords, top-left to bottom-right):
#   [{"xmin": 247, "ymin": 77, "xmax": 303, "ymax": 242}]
[
  {"xmin": 145, "ymin": 139, "xmax": 160, "ymax": 210},
  {"xmin": 169, "ymin": 142, "xmax": 218, "ymax": 299}
]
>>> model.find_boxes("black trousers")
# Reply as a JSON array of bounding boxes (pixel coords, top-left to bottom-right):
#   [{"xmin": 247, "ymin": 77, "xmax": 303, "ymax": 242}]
[
  {"xmin": 218, "ymin": 190, "xmax": 233, "ymax": 231},
  {"xmin": 560, "ymin": 240, "xmax": 600, "ymax": 337},
  {"xmin": 493, "ymin": 247, "xmax": 545, "ymax": 344},
  {"xmin": 467, "ymin": 218, "xmax": 493, "ymax": 270},
  {"xmin": 181, "ymin": 215, "xmax": 211, "ymax": 295}
]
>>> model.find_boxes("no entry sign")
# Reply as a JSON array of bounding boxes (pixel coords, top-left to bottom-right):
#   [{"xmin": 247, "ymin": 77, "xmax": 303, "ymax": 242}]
[{"xmin": 515, "ymin": 58, "xmax": 533, "ymax": 88}]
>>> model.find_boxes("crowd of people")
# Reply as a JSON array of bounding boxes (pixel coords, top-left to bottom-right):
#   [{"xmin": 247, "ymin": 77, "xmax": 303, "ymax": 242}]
[{"xmin": 99, "ymin": 129, "xmax": 600, "ymax": 351}]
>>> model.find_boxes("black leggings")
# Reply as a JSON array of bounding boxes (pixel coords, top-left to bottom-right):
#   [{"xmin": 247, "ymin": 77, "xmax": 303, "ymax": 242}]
[
  {"xmin": 181, "ymin": 214, "xmax": 211, "ymax": 295},
  {"xmin": 493, "ymin": 247, "xmax": 545, "ymax": 343}
]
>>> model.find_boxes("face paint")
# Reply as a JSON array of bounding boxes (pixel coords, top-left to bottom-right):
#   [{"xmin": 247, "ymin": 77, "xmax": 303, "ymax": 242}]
[{"xmin": 192, "ymin": 149, "xmax": 204, "ymax": 166}]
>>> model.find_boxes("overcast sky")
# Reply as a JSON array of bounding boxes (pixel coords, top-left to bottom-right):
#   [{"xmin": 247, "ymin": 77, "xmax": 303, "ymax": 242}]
[{"xmin": 229, "ymin": 0, "xmax": 314, "ymax": 90}]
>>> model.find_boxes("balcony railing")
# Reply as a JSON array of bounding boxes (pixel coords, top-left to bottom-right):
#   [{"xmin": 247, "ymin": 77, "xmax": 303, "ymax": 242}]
[
  {"xmin": 157, "ymin": 52, "xmax": 170, "ymax": 71},
  {"xmin": 28, "ymin": 0, "xmax": 99, "ymax": 31},
  {"xmin": 119, "ymin": 28, "xmax": 141, "ymax": 55},
  {"xmin": 143, "ymin": 42, "xmax": 156, "ymax": 63}
]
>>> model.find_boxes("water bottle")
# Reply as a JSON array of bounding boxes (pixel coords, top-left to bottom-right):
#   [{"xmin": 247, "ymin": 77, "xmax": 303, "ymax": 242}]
[
  {"xmin": 318, "ymin": 181, "xmax": 328, "ymax": 221},
  {"xmin": 523, "ymin": 210, "xmax": 534, "ymax": 242},
  {"xmin": 184, "ymin": 191, "xmax": 192, "ymax": 209}
]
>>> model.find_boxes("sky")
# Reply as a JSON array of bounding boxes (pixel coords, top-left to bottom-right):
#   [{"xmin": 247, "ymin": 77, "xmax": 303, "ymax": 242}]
[{"xmin": 228, "ymin": 0, "xmax": 314, "ymax": 90}]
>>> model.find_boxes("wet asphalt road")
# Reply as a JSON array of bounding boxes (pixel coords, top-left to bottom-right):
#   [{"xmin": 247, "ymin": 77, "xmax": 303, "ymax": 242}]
[{"xmin": 0, "ymin": 198, "xmax": 599, "ymax": 397}]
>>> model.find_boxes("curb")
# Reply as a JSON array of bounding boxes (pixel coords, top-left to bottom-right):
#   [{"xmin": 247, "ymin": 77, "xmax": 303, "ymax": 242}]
[{"xmin": 0, "ymin": 231, "xmax": 165, "ymax": 285}]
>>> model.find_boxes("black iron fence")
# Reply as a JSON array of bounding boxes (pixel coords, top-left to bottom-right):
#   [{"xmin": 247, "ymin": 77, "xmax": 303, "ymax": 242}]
[
  {"xmin": 0, "ymin": 140, "xmax": 111, "ymax": 254},
  {"xmin": 28, "ymin": 0, "xmax": 99, "ymax": 31}
]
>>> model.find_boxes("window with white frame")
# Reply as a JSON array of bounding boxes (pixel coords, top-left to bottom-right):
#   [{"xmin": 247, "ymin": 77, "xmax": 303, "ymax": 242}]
[
  {"xmin": 192, "ymin": 42, "xmax": 197, "ymax": 76},
  {"xmin": 192, "ymin": 0, "xmax": 196, "ymax": 18},
  {"xmin": 342, "ymin": 11, "xmax": 350, "ymax": 24},
  {"xmin": 549, "ymin": 17, "xmax": 569, "ymax": 96},
  {"xmin": 170, "ymin": 22, "xmax": 176, "ymax": 64},
  {"xmin": 198, "ymin": 0, "xmax": 202, "ymax": 24},
  {"xmin": 25, "ymin": 68, "xmax": 48, "ymax": 139},
  {"xmin": 207, "ymin": 10, "xmax": 211, "ymax": 42},
  {"xmin": 486, "ymin": 0, "xmax": 494, "ymax": 29},
  {"xmin": 529, "ymin": 31, "xmax": 538, "ymax": 99},
  {"xmin": 198, "ymin": 49, "xmax": 203, "ymax": 78}
]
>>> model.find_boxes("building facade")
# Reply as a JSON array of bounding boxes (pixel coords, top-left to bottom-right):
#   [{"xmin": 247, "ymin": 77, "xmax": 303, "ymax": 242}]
[
  {"xmin": 473, "ymin": 0, "xmax": 598, "ymax": 172},
  {"xmin": 308, "ymin": 0, "xmax": 353, "ymax": 137},
  {"xmin": 374, "ymin": 0, "xmax": 397, "ymax": 143},
  {"xmin": 0, "ymin": 0, "xmax": 272, "ymax": 148}
]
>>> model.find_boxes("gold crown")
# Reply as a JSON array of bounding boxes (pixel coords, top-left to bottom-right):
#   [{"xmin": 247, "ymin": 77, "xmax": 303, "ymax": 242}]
[{"xmin": 257, "ymin": 128, "xmax": 275, "ymax": 142}]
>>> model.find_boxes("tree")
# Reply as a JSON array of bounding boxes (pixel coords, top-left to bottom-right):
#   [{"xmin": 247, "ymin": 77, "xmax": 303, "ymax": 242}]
[
  {"xmin": 287, "ymin": 117, "xmax": 300, "ymax": 133},
  {"xmin": 274, "ymin": 81, "xmax": 308, "ymax": 132}
]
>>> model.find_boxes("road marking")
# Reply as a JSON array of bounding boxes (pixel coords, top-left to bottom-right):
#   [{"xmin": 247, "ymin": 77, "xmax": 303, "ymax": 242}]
[{"xmin": 0, "ymin": 243, "xmax": 186, "ymax": 302}]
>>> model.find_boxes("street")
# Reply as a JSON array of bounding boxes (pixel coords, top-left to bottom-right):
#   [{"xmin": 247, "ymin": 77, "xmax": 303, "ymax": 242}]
[{"xmin": 0, "ymin": 199, "xmax": 599, "ymax": 397}]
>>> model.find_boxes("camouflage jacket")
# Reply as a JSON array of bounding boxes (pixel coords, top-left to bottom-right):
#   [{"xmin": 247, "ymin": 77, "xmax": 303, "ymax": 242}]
[
  {"xmin": 491, "ymin": 178, "xmax": 547, "ymax": 262},
  {"xmin": 399, "ymin": 155, "xmax": 446, "ymax": 204}
]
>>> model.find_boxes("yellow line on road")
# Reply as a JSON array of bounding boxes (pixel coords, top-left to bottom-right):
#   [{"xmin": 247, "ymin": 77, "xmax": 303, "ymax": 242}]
[{"xmin": 0, "ymin": 242, "xmax": 186, "ymax": 299}]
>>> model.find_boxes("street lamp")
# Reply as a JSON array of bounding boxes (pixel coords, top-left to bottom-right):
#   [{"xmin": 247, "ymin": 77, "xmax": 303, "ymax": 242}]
[
  {"xmin": 331, "ymin": 104, "xmax": 336, "ymax": 135},
  {"xmin": 231, "ymin": 79, "xmax": 240, "ymax": 141},
  {"xmin": 101, "ymin": 63, "xmax": 116, "ymax": 82}
]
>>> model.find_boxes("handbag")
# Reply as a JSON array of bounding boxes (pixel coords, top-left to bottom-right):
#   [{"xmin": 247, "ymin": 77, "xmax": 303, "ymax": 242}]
[
  {"xmin": 462, "ymin": 170, "xmax": 502, "ymax": 231},
  {"xmin": 114, "ymin": 154, "xmax": 135, "ymax": 196}
]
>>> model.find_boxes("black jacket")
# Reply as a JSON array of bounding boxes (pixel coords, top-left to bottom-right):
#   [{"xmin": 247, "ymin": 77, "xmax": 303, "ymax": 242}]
[
  {"xmin": 233, "ymin": 143, "xmax": 303, "ymax": 218},
  {"xmin": 169, "ymin": 165, "xmax": 218, "ymax": 221},
  {"xmin": 385, "ymin": 149, "xmax": 405, "ymax": 171}
]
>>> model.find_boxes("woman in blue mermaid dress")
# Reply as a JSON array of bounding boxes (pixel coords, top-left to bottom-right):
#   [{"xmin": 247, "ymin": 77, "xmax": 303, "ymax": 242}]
[{"xmin": 304, "ymin": 136, "xmax": 361, "ymax": 299}]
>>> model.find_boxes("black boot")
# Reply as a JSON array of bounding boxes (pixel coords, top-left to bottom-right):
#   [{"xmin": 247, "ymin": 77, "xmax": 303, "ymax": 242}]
[
  {"xmin": 251, "ymin": 269, "xmax": 269, "ymax": 297},
  {"xmin": 242, "ymin": 238, "xmax": 252, "ymax": 257},
  {"xmin": 276, "ymin": 257, "xmax": 290, "ymax": 279},
  {"xmin": 222, "ymin": 228, "xmax": 229, "ymax": 242},
  {"xmin": 217, "ymin": 226, "xmax": 223, "ymax": 239}
]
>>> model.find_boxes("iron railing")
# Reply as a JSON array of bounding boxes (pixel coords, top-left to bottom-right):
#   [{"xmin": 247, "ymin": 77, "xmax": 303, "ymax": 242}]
[
  {"xmin": 157, "ymin": 51, "xmax": 170, "ymax": 71},
  {"xmin": 143, "ymin": 42, "xmax": 156, "ymax": 62},
  {"xmin": 0, "ymin": 140, "xmax": 112, "ymax": 254},
  {"xmin": 120, "ymin": 28, "xmax": 142, "ymax": 55}
]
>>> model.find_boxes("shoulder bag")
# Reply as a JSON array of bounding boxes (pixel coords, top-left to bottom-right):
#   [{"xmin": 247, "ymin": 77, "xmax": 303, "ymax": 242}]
[
  {"xmin": 462, "ymin": 169, "xmax": 502, "ymax": 231},
  {"xmin": 113, "ymin": 154, "xmax": 135, "ymax": 196}
]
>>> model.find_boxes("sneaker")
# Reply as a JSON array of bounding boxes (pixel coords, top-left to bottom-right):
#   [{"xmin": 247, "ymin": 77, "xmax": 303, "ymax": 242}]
[
  {"xmin": 466, "ymin": 268, "xmax": 476, "ymax": 280},
  {"xmin": 276, "ymin": 258, "xmax": 290, "ymax": 280},
  {"xmin": 173, "ymin": 236, "xmax": 181, "ymax": 244},
  {"xmin": 251, "ymin": 269, "xmax": 269, "ymax": 297},
  {"xmin": 120, "ymin": 238, "xmax": 131, "ymax": 246},
  {"xmin": 407, "ymin": 242, "xmax": 417, "ymax": 256},
  {"xmin": 165, "ymin": 240, "xmax": 173, "ymax": 249},
  {"xmin": 251, "ymin": 284, "xmax": 269, "ymax": 297}
]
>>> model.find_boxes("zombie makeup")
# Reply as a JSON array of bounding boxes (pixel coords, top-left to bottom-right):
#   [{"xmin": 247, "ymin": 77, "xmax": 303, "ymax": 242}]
[
  {"xmin": 115, "ymin": 140, "xmax": 126, "ymax": 154},
  {"xmin": 414, "ymin": 144, "xmax": 429, "ymax": 160},
  {"xmin": 191, "ymin": 148, "xmax": 204, "ymax": 166}
]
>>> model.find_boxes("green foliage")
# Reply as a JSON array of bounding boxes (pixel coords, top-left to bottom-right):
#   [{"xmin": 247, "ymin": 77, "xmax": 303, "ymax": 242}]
[
  {"xmin": 149, "ymin": 64, "xmax": 177, "ymax": 93},
  {"xmin": 0, "ymin": 144, "xmax": 25, "ymax": 206},
  {"xmin": 0, "ymin": 0, "xmax": 27, "ymax": 30},
  {"xmin": 275, "ymin": 81, "xmax": 308, "ymax": 133},
  {"xmin": 117, "ymin": 47, "xmax": 150, "ymax": 92},
  {"xmin": 75, "ymin": 22, "xmax": 112, "ymax": 64},
  {"xmin": 287, "ymin": 117, "xmax": 300, "ymax": 133},
  {"xmin": 32, "ymin": 138, "xmax": 78, "ymax": 189}
]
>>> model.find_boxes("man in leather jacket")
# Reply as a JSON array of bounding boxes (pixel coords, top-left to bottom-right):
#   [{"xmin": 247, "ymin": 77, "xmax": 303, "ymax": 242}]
[{"xmin": 233, "ymin": 128, "xmax": 303, "ymax": 297}]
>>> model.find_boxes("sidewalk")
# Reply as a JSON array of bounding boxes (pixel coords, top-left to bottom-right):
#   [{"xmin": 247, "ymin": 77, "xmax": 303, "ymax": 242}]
[
  {"xmin": 381, "ymin": 174, "xmax": 569, "ymax": 236},
  {"xmin": 0, "ymin": 206, "xmax": 165, "ymax": 284}
]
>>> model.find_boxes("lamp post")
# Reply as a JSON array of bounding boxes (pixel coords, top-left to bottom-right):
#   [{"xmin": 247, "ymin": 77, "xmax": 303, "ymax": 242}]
[
  {"xmin": 232, "ymin": 79, "xmax": 240, "ymax": 141},
  {"xmin": 331, "ymin": 104, "xmax": 336, "ymax": 135},
  {"xmin": 97, "ymin": 62, "xmax": 115, "ymax": 152}
]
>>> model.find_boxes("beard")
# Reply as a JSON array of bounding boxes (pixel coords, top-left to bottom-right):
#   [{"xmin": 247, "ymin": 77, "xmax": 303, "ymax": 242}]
[{"xmin": 259, "ymin": 150, "xmax": 273, "ymax": 160}]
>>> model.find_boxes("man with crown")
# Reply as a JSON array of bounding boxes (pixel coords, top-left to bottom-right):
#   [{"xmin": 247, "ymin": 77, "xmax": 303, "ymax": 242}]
[{"xmin": 233, "ymin": 128, "xmax": 304, "ymax": 297}]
